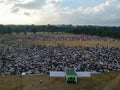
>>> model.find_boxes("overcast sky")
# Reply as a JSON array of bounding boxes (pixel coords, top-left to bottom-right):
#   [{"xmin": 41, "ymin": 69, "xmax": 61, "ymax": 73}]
[{"xmin": 0, "ymin": 0, "xmax": 120, "ymax": 26}]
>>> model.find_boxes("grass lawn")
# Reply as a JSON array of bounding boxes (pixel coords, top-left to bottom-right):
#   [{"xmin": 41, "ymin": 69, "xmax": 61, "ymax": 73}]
[
  {"xmin": 4, "ymin": 40, "xmax": 120, "ymax": 47},
  {"xmin": 0, "ymin": 72, "xmax": 120, "ymax": 90},
  {"xmin": 1, "ymin": 33, "xmax": 120, "ymax": 47}
]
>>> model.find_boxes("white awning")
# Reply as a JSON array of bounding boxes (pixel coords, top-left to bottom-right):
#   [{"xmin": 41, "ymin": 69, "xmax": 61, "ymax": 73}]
[
  {"xmin": 50, "ymin": 71, "xmax": 65, "ymax": 77},
  {"xmin": 76, "ymin": 72, "xmax": 91, "ymax": 77}
]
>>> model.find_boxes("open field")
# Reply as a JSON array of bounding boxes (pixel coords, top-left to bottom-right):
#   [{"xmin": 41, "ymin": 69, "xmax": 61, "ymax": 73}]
[
  {"xmin": 1, "ymin": 33, "xmax": 120, "ymax": 47},
  {"xmin": 0, "ymin": 34, "xmax": 120, "ymax": 90},
  {"xmin": 0, "ymin": 72, "xmax": 120, "ymax": 90},
  {"xmin": 2, "ymin": 32, "xmax": 74, "ymax": 36},
  {"xmin": 3, "ymin": 40, "xmax": 120, "ymax": 47},
  {"xmin": 22, "ymin": 40, "xmax": 120, "ymax": 47}
]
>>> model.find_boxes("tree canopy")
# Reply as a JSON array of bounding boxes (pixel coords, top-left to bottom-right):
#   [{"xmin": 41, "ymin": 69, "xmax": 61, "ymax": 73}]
[{"xmin": 0, "ymin": 24, "xmax": 120, "ymax": 38}]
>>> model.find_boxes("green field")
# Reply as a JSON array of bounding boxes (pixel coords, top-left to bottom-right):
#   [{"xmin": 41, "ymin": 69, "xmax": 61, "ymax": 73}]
[{"xmin": 0, "ymin": 72, "xmax": 120, "ymax": 90}]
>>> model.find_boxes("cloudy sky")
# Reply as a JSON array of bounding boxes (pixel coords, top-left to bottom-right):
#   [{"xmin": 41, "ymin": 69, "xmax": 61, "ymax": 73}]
[{"xmin": 0, "ymin": 0, "xmax": 120, "ymax": 25}]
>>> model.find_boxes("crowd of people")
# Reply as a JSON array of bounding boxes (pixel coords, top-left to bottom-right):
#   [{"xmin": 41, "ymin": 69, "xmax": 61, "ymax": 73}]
[
  {"xmin": 0, "ymin": 43, "xmax": 120, "ymax": 75},
  {"xmin": 1, "ymin": 34, "xmax": 117, "ymax": 42}
]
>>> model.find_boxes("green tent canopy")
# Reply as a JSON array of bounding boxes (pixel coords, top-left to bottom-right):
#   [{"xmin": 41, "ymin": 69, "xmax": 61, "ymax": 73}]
[{"xmin": 65, "ymin": 68, "xmax": 77, "ymax": 83}]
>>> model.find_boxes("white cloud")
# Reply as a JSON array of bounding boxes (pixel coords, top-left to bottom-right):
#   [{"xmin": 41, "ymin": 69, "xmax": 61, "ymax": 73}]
[
  {"xmin": 14, "ymin": 0, "xmax": 46, "ymax": 9},
  {"xmin": 24, "ymin": 12, "xmax": 31, "ymax": 16},
  {"xmin": 117, "ymin": 4, "xmax": 120, "ymax": 9},
  {"xmin": 0, "ymin": 0, "xmax": 120, "ymax": 25},
  {"xmin": 11, "ymin": 7, "xmax": 20, "ymax": 13},
  {"xmin": 46, "ymin": 0, "xmax": 62, "ymax": 6},
  {"xmin": 48, "ymin": 0, "xmax": 120, "ymax": 25}
]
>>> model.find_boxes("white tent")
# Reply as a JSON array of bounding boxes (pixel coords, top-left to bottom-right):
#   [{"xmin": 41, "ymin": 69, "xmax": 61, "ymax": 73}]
[
  {"xmin": 50, "ymin": 71, "xmax": 91, "ymax": 77},
  {"xmin": 76, "ymin": 72, "xmax": 91, "ymax": 77},
  {"xmin": 50, "ymin": 71, "xmax": 65, "ymax": 77}
]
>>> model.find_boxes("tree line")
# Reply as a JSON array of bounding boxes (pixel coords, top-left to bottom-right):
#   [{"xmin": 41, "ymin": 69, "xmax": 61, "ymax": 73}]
[
  {"xmin": 0, "ymin": 24, "xmax": 120, "ymax": 38},
  {"xmin": 68, "ymin": 25, "xmax": 120, "ymax": 38}
]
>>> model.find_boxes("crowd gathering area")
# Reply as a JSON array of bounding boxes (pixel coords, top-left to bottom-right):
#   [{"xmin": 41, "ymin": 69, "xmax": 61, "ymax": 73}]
[{"xmin": 0, "ymin": 35, "xmax": 120, "ymax": 75}]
